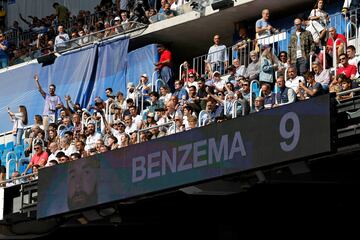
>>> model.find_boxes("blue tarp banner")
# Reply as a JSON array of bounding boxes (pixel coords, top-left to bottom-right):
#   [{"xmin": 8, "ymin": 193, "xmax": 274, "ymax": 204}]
[
  {"xmin": 127, "ymin": 44, "xmax": 159, "ymax": 88},
  {"xmin": 0, "ymin": 38, "xmax": 139, "ymax": 133}
]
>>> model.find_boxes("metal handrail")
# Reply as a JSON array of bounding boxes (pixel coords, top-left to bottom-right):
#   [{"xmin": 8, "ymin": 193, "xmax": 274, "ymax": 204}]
[
  {"xmin": 224, "ymin": 93, "xmax": 232, "ymax": 115},
  {"xmin": 250, "ymin": 80, "xmax": 260, "ymax": 109},
  {"xmin": 6, "ymin": 152, "xmax": 18, "ymax": 180},
  {"xmin": 198, "ymin": 110, "xmax": 209, "ymax": 127},
  {"xmin": 346, "ymin": 21, "xmax": 358, "ymax": 46},
  {"xmin": 337, "ymin": 86, "xmax": 360, "ymax": 96},
  {"xmin": 151, "ymin": 71, "xmax": 158, "ymax": 92},
  {"xmin": 137, "ymin": 121, "xmax": 175, "ymax": 143},
  {"xmin": 155, "ymin": 79, "xmax": 166, "ymax": 92},
  {"xmin": 0, "ymin": 172, "xmax": 38, "ymax": 187},
  {"xmin": 107, "ymin": 102, "xmax": 116, "ymax": 123},
  {"xmin": 57, "ymin": 124, "xmax": 66, "ymax": 136},
  {"xmin": 232, "ymin": 99, "xmax": 246, "ymax": 118}
]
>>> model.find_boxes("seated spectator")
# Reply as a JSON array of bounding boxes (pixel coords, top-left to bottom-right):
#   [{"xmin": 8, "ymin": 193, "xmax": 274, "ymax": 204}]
[
  {"xmin": 22, "ymin": 143, "xmax": 48, "ymax": 175},
  {"xmin": 326, "ymin": 27, "xmax": 346, "ymax": 62},
  {"xmin": 298, "ymin": 71, "xmax": 324, "ymax": 100},
  {"xmin": 275, "ymin": 75, "xmax": 297, "ymax": 106},
  {"xmin": 337, "ymin": 53, "xmax": 357, "ymax": 80},
  {"xmin": 346, "ymin": 45, "xmax": 360, "ymax": 79},
  {"xmin": 337, "ymin": 77, "xmax": 354, "ymax": 101},
  {"xmin": 312, "ymin": 61, "xmax": 331, "ymax": 91},
  {"xmin": 260, "ymin": 83, "xmax": 275, "ymax": 109},
  {"xmin": 252, "ymin": 96, "xmax": 265, "ymax": 112},
  {"xmin": 329, "ymin": 73, "xmax": 344, "ymax": 94},
  {"xmin": 285, "ymin": 66, "xmax": 305, "ymax": 95}
]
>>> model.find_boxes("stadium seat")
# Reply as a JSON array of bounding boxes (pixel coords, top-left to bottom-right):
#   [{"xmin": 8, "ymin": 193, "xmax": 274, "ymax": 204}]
[
  {"xmin": 5, "ymin": 141, "xmax": 14, "ymax": 151},
  {"xmin": 14, "ymin": 145, "xmax": 24, "ymax": 159},
  {"xmin": 0, "ymin": 144, "xmax": 5, "ymax": 153}
]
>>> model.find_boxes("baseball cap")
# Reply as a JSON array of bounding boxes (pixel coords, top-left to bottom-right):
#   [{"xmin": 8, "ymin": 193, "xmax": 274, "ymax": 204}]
[
  {"xmin": 213, "ymin": 71, "xmax": 221, "ymax": 76},
  {"xmin": 141, "ymin": 73, "xmax": 148, "ymax": 78},
  {"xmin": 114, "ymin": 16, "xmax": 120, "ymax": 21}
]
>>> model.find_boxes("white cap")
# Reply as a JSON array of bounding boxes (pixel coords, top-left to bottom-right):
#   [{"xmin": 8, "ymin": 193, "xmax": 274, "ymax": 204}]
[
  {"xmin": 213, "ymin": 71, "xmax": 221, "ymax": 76},
  {"xmin": 127, "ymin": 82, "xmax": 135, "ymax": 88},
  {"xmin": 141, "ymin": 73, "xmax": 148, "ymax": 78},
  {"xmin": 114, "ymin": 16, "xmax": 120, "ymax": 21}
]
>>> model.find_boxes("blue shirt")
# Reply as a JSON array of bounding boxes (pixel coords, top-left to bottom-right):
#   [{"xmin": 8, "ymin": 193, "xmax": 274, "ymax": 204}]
[
  {"xmin": 255, "ymin": 19, "xmax": 271, "ymax": 38},
  {"xmin": 0, "ymin": 40, "xmax": 9, "ymax": 58}
]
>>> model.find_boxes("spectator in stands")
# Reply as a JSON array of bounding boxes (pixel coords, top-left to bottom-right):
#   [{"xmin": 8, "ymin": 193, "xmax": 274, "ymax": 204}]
[
  {"xmin": 255, "ymin": 9, "xmax": 276, "ymax": 39},
  {"xmin": 7, "ymin": 171, "xmax": 21, "ymax": 186},
  {"xmin": 260, "ymin": 45, "xmax": 277, "ymax": 87},
  {"xmin": 304, "ymin": 19, "xmax": 326, "ymax": 47},
  {"xmin": 252, "ymin": 96, "xmax": 265, "ymax": 112},
  {"xmin": 45, "ymin": 142, "xmax": 60, "ymax": 167},
  {"xmin": 7, "ymin": 105, "xmax": 28, "ymax": 146},
  {"xmin": 346, "ymin": 45, "xmax": 360, "ymax": 79},
  {"xmin": 260, "ymin": 83, "xmax": 275, "ymax": 109},
  {"xmin": 85, "ymin": 122, "xmax": 102, "ymax": 151},
  {"xmin": 277, "ymin": 51, "xmax": 289, "ymax": 73},
  {"xmin": 342, "ymin": 0, "xmax": 360, "ymax": 21},
  {"xmin": 226, "ymin": 65, "xmax": 237, "ymax": 84},
  {"xmin": 312, "ymin": 61, "xmax": 330, "ymax": 91},
  {"xmin": 48, "ymin": 129, "xmax": 60, "ymax": 145},
  {"xmin": 124, "ymin": 115, "xmax": 137, "ymax": 134},
  {"xmin": 0, "ymin": 32, "xmax": 9, "ymax": 68},
  {"xmin": 22, "ymin": 143, "xmax": 48, "ymax": 175},
  {"xmin": 206, "ymin": 34, "xmax": 228, "ymax": 75},
  {"xmin": 34, "ymin": 74, "xmax": 64, "ymax": 124},
  {"xmin": 75, "ymin": 140, "xmax": 88, "ymax": 158},
  {"xmin": 155, "ymin": 44, "xmax": 174, "ymax": 90},
  {"xmin": 232, "ymin": 58, "xmax": 246, "ymax": 78},
  {"xmin": 54, "ymin": 25, "xmax": 70, "ymax": 51},
  {"xmin": 240, "ymin": 79, "xmax": 255, "ymax": 107},
  {"xmin": 337, "ymin": 53, "xmax": 357, "ymax": 80},
  {"xmin": 67, "ymin": 158, "xmax": 100, "ymax": 210},
  {"xmin": 337, "ymin": 76, "xmax": 354, "ymax": 101},
  {"xmin": 244, "ymin": 50, "xmax": 260, "ymax": 80},
  {"xmin": 288, "ymin": 17, "xmax": 315, "ymax": 76},
  {"xmin": 53, "ymin": 2, "xmax": 70, "ymax": 25},
  {"xmin": 164, "ymin": 2, "xmax": 176, "ymax": 17},
  {"xmin": 60, "ymin": 136, "xmax": 77, "ymax": 156},
  {"xmin": 58, "ymin": 116, "xmax": 74, "ymax": 137},
  {"xmin": 298, "ymin": 71, "xmax": 324, "ymax": 100},
  {"xmin": 285, "ymin": 66, "xmax": 305, "ymax": 95},
  {"xmin": 173, "ymin": 80, "xmax": 189, "ymax": 104},
  {"xmin": 326, "ymin": 27, "xmax": 346, "ymax": 63},
  {"xmin": 148, "ymin": 91, "xmax": 163, "ymax": 113},
  {"xmin": 309, "ymin": 0, "xmax": 329, "ymax": 29}
]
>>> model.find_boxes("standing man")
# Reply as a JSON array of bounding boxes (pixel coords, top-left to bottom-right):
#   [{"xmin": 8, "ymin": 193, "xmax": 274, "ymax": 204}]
[
  {"xmin": 34, "ymin": 74, "xmax": 63, "ymax": 124},
  {"xmin": 255, "ymin": 9, "xmax": 274, "ymax": 39},
  {"xmin": 53, "ymin": 2, "xmax": 70, "ymax": 25},
  {"xmin": 54, "ymin": 25, "xmax": 70, "ymax": 51},
  {"xmin": 288, "ymin": 17, "xmax": 315, "ymax": 76},
  {"xmin": 155, "ymin": 44, "xmax": 174, "ymax": 91},
  {"xmin": 0, "ymin": 32, "xmax": 9, "ymax": 69},
  {"xmin": 206, "ymin": 34, "xmax": 228, "ymax": 75}
]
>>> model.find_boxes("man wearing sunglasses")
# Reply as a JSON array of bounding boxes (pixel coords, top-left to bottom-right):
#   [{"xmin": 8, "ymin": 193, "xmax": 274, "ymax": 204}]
[
  {"xmin": 288, "ymin": 17, "xmax": 315, "ymax": 76},
  {"xmin": 22, "ymin": 143, "xmax": 48, "ymax": 175},
  {"xmin": 337, "ymin": 53, "xmax": 357, "ymax": 80}
]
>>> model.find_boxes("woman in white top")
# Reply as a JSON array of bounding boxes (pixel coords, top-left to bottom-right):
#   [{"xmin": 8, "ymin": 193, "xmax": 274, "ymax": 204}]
[
  {"xmin": 8, "ymin": 105, "xmax": 28, "ymax": 146},
  {"xmin": 309, "ymin": 0, "xmax": 329, "ymax": 28}
]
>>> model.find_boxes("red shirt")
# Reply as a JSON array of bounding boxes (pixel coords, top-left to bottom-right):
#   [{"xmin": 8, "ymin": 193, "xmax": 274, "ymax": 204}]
[
  {"xmin": 327, "ymin": 33, "xmax": 346, "ymax": 47},
  {"xmin": 337, "ymin": 64, "xmax": 357, "ymax": 78},
  {"xmin": 158, "ymin": 49, "xmax": 172, "ymax": 69},
  {"xmin": 30, "ymin": 151, "xmax": 49, "ymax": 166}
]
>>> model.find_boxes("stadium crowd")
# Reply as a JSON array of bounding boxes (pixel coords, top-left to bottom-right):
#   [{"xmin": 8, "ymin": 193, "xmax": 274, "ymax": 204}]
[
  {"xmin": 1, "ymin": 0, "xmax": 360, "ymax": 184},
  {"xmin": 0, "ymin": 0, "xmax": 192, "ymax": 69}
]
